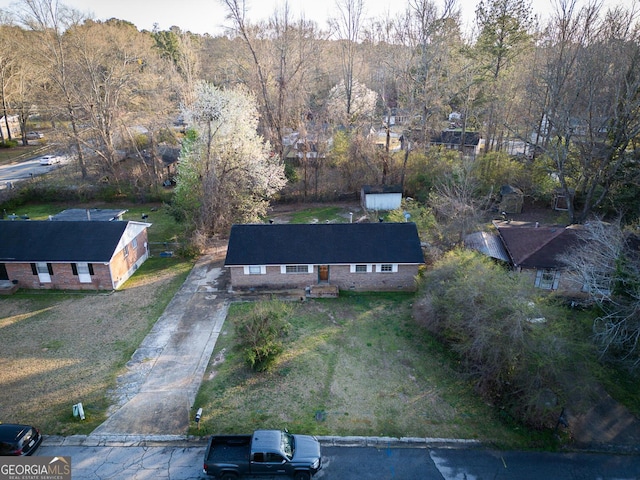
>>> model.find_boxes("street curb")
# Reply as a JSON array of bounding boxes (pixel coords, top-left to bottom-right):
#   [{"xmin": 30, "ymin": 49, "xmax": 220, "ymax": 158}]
[
  {"xmin": 43, "ymin": 435, "xmax": 207, "ymax": 448},
  {"xmin": 42, "ymin": 434, "xmax": 479, "ymax": 449},
  {"xmin": 317, "ymin": 436, "xmax": 481, "ymax": 448},
  {"xmin": 42, "ymin": 434, "xmax": 640, "ymax": 455}
]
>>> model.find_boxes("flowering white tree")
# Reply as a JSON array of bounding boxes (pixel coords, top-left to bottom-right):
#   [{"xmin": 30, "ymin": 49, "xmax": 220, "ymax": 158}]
[
  {"xmin": 174, "ymin": 82, "xmax": 286, "ymax": 235},
  {"xmin": 326, "ymin": 79, "xmax": 377, "ymax": 127}
]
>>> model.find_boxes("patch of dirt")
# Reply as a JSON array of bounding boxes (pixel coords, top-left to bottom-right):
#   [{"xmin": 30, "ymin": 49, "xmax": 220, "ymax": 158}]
[{"xmin": 566, "ymin": 385, "xmax": 640, "ymax": 451}]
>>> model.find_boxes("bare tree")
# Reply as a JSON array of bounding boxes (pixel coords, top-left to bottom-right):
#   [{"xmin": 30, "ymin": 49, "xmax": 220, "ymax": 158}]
[
  {"xmin": 13, "ymin": 0, "xmax": 89, "ymax": 177},
  {"xmin": 474, "ymin": 0, "xmax": 535, "ymax": 151},
  {"xmin": 0, "ymin": 26, "xmax": 26, "ymax": 143},
  {"xmin": 220, "ymin": 0, "xmax": 318, "ymax": 160},
  {"xmin": 330, "ymin": 0, "xmax": 364, "ymax": 121},
  {"xmin": 529, "ymin": 0, "xmax": 640, "ymax": 223},
  {"xmin": 152, "ymin": 27, "xmax": 201, "ymax": 108},
  {"xmin": 63, "ymin": 19, "xmax": 168, "ymax": 182},
  {"xmin": 560, "ymin": 219, "xmax": 640, "ymax": 369},
  {"xmin": 429, "ymin": 155, "xmax": 490, "ymax": 243}
]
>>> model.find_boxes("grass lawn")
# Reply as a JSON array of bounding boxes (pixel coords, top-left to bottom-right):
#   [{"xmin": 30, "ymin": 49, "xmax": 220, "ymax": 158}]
[
  {"xmin": 6, "ymin": 202, "xmax": 183, "ymax": 245},
  {"xmin": 193, "ymin": 294, "xmax": 544, "ymax": 449},
  {"xmin": 0, "ymin": 145, "xmax": 41, "ymax": 164},
  {"xmin": 0, "ymin": 257, "xmax": 193, "ymax": 435}
]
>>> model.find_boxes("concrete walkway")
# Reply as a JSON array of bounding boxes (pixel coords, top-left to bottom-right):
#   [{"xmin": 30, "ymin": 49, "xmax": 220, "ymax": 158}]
[{"xmin": 91, "ymin": 253, "xmax": 229, "ymax": 436}]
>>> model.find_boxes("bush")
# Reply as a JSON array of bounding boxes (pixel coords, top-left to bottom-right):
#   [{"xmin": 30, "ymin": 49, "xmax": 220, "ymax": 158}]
[
  {"xmin": 0, "ymin": 139, "xmax": 19, "ymax": 148},
  {"xmin": 234, "ymin": 299, "xmax": 291, "ymax": 372},
  {"xmin": 414, "ymin": 249, "xmax": 572, "ymax": 429}
]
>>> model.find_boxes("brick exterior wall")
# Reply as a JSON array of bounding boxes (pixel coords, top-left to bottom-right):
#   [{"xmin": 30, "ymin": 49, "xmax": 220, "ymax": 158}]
[
  {"xmin": 2, "ymin": 229, "xmax": 150, "ymax": 291},
  {"xmin": 110, "ymin": 229, "xmax": 150, "ymax": 289},
  {"xmin": 520, "ymin": 268, "xmax": 584, "ymax": 296},
  {"xmin": 5, "ymin": 262, "xmax": 113, "ymax": 290},
  {"xmin": 229, "ymin": 264, "xmax": 419, "ymax": 292}
]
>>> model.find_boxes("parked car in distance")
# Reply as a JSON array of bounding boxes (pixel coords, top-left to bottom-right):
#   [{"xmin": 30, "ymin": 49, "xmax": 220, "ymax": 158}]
[
  {"xmin": 26, "ymin": 131, "xmax": 44, "ymax": 140},
  {"xmin": 39, "ymin": 155, "xmax": 60, "ymax": 165},
  {"xmin": 0, "ymin": 424, "xmax": 42, "ymax": 456}
]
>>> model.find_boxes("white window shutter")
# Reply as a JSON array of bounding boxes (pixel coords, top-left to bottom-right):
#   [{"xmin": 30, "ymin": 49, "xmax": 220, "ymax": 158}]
[{"xmin": 535, "ymin": 270, "xmax": 543, "ymax": 287}]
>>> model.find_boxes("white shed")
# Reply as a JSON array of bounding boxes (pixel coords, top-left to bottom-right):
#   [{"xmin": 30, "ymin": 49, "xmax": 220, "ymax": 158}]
[{"xmin": 361, "ymin": 185, "xmax": 403, "ymax": 211}]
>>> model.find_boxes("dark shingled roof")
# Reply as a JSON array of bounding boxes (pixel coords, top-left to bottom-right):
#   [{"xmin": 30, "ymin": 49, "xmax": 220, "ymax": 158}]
[
  {"xmin": 494, "ymin": 221, "xmax": 583, "ymax": 269},
  {"xmin": 361, "ymin": 185, "xmax": 403, "ymax": 194},
  {"xmin": 0, "ymin": 220, "xmax": 129, "ymax": 262},
  {"xmin": 225, "ymin": 223, "xmax": 424, "ymax": 266}
]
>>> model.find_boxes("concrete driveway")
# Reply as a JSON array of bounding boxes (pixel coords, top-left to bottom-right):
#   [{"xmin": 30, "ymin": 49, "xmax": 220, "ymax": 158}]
[{"xmin": 91, "ymin": 252, "xmax": 229, "ymax": 436}]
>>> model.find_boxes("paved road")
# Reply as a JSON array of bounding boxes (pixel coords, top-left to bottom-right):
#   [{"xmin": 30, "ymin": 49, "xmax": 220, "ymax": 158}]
[
  {"xmin": 38, "ymin": 437, "xmax": 640, "ymax": 479},
  {"xmin": 0, "ymin": 153, "xmax": 66, "ymax": 190},
  {"xmin": 91, "ymin": 253, "xmax": 229, "ymax": 435}
]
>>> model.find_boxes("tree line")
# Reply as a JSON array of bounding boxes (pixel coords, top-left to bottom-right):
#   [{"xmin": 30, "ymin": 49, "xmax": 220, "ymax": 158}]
[{"xmin": 0, "ymin": 0, "xmax": 639, "ymax": 229}]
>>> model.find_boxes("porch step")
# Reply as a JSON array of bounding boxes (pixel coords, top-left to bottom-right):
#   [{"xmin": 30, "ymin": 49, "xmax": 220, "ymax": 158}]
[
  {"xmin": 308, "ymin": 284, "xmax": 339, "ymax": 298},
  {"xmin": 0, "ymin": 280, "xmax": 19, "ymax": 295}
]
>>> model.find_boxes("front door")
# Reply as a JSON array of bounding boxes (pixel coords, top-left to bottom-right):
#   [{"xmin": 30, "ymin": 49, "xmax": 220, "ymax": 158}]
[
  {"xmin": 318, "ymin": 265, "xmax": 329, "ymax": 283},
  {"xmin": 0, "ymin": 263, "xmax": 8, "ymax": 281}
]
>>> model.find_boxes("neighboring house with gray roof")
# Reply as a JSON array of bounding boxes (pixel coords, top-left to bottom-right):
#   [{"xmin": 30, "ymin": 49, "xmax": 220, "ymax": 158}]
[
  {"xmin": 0, "ymin": 220, "xmax": 150, "ymax": 291},
  {"xmin": 49, "ymin": 208, "xmax": 128, "ymax": 221},
  {"xmin": 465, "ymin": 221, "xmax": 584, "ymax": 294},
  {"xmin": 225, "ymin": 222, "xmax": 424, "ymax": 293}
]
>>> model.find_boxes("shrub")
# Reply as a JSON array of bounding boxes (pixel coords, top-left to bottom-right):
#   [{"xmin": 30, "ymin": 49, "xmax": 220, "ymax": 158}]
[
  {"xmin": 0, "ymin": 139, "xmax": 19, "ymax": 148},
  {"xmin": 414, "ymin": 249, "xmax": 572, "ymax": 429},
  {"xmin": 234, "ymin": 299, "xmax": 291, "ymax": 372}
]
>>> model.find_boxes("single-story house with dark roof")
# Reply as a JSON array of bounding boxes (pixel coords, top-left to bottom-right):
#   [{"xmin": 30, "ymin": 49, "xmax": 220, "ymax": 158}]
[
  {"xmin": 464, "ymin": 220, "xmax": 583, "ymax": 294},
  {"xmin": 430, "ymin": 129, "xmax": 485, "ymax": 156},
  {"xmin": 0, "ymin": 220, "xmax": 151, "ymax": 291},
  {"xmin": 224, "ymin": 222, "xmax": 424, "ymax": 293},
  {"xmin": 360, "ymin": 185, "xmax": 403, "ymax": 211}
]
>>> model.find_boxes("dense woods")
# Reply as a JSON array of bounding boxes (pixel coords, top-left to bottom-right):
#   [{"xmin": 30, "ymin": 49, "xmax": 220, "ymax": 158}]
[{"xmin": 0, "ymin": 0, "xmax": 638, "ymax": 226}]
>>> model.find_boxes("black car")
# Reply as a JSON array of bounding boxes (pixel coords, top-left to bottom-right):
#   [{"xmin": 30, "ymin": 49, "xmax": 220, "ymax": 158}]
[{"xmin": 0, "ymin": 424, "xmax": 42, "ymax": 456}]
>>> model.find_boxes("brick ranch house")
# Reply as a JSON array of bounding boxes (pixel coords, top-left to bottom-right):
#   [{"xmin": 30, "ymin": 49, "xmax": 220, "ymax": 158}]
[
  {"xmin": 0, "ymin": 220, "xmax": 151, "ymax": 291},
  {"xmin": 224, "ymin": 222, "xmax": 425, "ymax": 294}
]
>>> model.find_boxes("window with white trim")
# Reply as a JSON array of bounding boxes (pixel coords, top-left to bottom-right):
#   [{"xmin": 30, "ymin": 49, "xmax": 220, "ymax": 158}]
[
  {"xmin": 282, "ymin": 265, "xmax": 312, "ymax": 274},
  {"xmin": 350, "ymin": 264, "xmax": 372, "ymax": 273},
  {"xmin": 32, "ymin": 262, "xmax": 52, "ymax": 283},
  {"xmin": 123, "ymin": 244, "xmax": 129, "ymax": 258},
  {"xmin": 535, "ymin": 269, "xmax": 560, "ymax": 290},
  {"xmin": 244, "ymin": 265, "xmax": 266, "ymax": 275},
  {"xmin": 376, "ymin": 263, "xmax": 398, "ymax": 273},
  {"xmin": 75, "ymin": 262, "xmax": 93, "ymax": 283},
  {"xmin": 132, "ymin": 237, "xmax": 138, "ymax": 249}
]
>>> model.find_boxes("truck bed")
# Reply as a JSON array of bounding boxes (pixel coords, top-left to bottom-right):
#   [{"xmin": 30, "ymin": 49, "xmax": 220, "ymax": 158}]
[{"xmin": 205, "ymin": 435, "xmax": 252, "ymax": 464}]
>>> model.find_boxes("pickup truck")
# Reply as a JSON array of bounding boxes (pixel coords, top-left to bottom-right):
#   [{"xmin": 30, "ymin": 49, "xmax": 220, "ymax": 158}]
[{"xmin": 203, "ymin": 429, "xmax": 322, "ymax": 480}]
